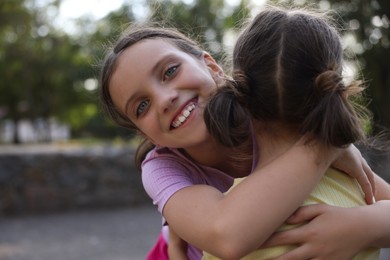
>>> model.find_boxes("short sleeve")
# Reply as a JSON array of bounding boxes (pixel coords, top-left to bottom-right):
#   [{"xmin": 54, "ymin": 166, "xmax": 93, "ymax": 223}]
[{"xmin": 142, "ymin": 156, "xmax": 195, "ymax": 214}]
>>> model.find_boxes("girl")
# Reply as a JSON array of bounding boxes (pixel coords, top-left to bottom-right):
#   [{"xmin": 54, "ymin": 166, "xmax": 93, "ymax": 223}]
[
  {"xmin": 203, "ymin": 6, "xmax": 390, "ymax": 259},
  {"xmin": 99, "ymin": 20, "xmax": 390, "ymax": 259}
]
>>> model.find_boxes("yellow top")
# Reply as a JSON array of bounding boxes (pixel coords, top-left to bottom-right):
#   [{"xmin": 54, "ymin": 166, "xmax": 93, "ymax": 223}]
[{"xmin": 203, "ymin": 168, "xmax": 379, "ymax": 260}]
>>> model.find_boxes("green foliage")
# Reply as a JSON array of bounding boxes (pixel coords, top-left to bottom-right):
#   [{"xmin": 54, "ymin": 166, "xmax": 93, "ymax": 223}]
[
  {"xmin": 0, "ymin": 0, "xmax": 96, "ymax": 142},
  {"xmin": 1, "ymin": 0, "xmax": 388, "ymax": 143},
  {"xmin": 145, "ymin": 0, "xmax": 250, "ymax": 61},
  {"xmin": 320, "ymin": 0, "xmax": 390, "ymax": 130}
]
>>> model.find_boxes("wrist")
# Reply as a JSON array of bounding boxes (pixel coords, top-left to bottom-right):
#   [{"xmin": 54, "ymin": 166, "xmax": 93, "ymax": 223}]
[
  {"xmin": 294, "ymin": 137, "xmax": 335, "ymax": 170},
  {"xmin": 359, "ymin": 201, "xmax": 390, "ymax": 248}
]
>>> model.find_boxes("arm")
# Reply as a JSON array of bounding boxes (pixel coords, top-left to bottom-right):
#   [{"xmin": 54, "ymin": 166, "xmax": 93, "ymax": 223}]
[
  {"xmin": 260, "ymin": 174, "xmax": 390, "ymax": 259},
  {"xmin": 374, "ymin": 174, "xmax": 390, "ymax": 201},
  {"xmin": 168, "ymin": 226, "xmax": 189, "ymax": 260},
  {"xmin": 163, "ymin": 139, "xmax": 336, "ymax": 259},
  {"xmin": 331, "ymin": 144, "xmax": 376, "ymax": 204},
  {"xmin": 368, "ymin": 174, "xmax": 390, "ymax": 247}
]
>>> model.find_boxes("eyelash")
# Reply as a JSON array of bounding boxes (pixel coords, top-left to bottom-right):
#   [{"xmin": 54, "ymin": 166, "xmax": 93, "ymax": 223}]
[
  {"xmin": 164, "ymin": 65, "xmax": 179, "ymax": 80},
  {"xmin": 136, "ymin": 99, "xmax": 149, "ymax": 118}
]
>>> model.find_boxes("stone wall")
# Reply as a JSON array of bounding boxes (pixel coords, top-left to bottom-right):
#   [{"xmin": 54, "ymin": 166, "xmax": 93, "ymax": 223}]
[
  {"xmin": 0, "ymin": 145, "xmax": 150, "ymax": 215},
  {"xmin": 0, "ymin": 144, "xmax": 389, "ymax": 216}
]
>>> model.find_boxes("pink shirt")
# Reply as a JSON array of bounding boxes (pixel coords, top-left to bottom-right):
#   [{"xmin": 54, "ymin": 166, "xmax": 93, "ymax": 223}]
[
  {"xmin": 142, "ymin": 146, "xmax": 235, "ymax": 214},
  {"xmin": 142, "ymin": 146, "xmax": 235, "ymax": 259},
  {"xmin": 142, "ymin": 137, "xmax": 257, "ymax": 259}
]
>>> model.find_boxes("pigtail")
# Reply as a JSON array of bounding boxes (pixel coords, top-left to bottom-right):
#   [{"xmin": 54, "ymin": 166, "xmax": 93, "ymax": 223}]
[
  {"xmin": 300, "ymin": 70, "xmax": 367, "ymax": 147},
  {"xmin": 204, "ymin": 78, "xmax": 251, "ymax": 147}
]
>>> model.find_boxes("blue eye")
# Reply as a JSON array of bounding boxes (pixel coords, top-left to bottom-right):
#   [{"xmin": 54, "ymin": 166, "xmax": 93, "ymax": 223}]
[
  {"xmin": 136, "ymin": 100, "xmax": 149, "ymax": 117},
  {"xmin": 164, "ymin": 65, "xmax": 178, "ymax": 80}
]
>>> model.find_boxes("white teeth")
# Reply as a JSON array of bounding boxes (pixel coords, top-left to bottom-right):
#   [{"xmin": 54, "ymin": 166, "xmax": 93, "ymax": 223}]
[
  {"xmin": 183, "ymin": 110, "xmax": 190, "ymax": 117},
  {"xmin": 172, "ymin": 103, "xmax": 195, "ymax": 128}
]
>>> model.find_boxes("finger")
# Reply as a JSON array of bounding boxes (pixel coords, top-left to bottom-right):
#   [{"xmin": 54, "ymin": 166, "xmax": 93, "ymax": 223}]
[
  {"xmin": 261, "ymin": 228, "xmax": 304, "ymax": 248},
  {"xmin": 286, "ymin": 204, "xmax": 326, "ymax": 224},
  {"xmin": 353, "ymin": 165, "xmax": 374, "ymax": 204},
  {"xmin": 362, "ymin": 159, "xmax": 376, "ymax": 200}
]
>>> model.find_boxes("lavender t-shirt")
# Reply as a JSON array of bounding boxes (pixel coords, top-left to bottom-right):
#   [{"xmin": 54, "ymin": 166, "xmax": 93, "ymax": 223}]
[
  {"xmin": 142, "ymin": 146, "xmax": 235, "ymax": 214},
  {"xmin": 142, "ymin": 146, "xmax": 235, "ymax": 259},
  {"xmin": 142, "ymin": 141, "xmax": 257, "ymax": 259}
]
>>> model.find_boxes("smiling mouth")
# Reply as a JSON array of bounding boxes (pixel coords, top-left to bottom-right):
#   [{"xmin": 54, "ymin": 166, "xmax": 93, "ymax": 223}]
[{"xmin": 171, "ymin": 102, "xmax": 196, "ymax": 129}]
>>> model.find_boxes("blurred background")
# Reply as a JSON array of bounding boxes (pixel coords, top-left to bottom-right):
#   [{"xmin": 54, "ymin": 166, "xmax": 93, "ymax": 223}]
[{"xmin": 0, "ymin": 0, "xmax": 389, "ymax": 259}]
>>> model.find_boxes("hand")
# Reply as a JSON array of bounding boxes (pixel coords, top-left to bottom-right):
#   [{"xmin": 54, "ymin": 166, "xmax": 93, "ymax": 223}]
[
  {"xmin": 168, "ymin": 226, "xmax": 189, "ymax": 260},
  {"xmin": 261, "ymin": 204, "xmax": 371, "ymax": 260},
  {"xmin": 331, "ymin": 145, "xmax": 375, "ymax": 204}
]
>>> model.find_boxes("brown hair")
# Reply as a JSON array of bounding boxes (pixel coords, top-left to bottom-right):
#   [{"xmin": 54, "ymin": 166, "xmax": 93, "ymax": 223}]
[
  {"xmin": 99, "ymin": 25, "xmax": 204, "ymax": 169},
  {"xmin": 205, "ymin": 6, "xmax": 371, "ymax": 148}
]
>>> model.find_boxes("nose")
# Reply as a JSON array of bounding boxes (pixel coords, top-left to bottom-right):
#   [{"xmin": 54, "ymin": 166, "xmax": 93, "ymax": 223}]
[{"xmin": 155, "ymin": 86, "xmax": 179, "ymax": 114}]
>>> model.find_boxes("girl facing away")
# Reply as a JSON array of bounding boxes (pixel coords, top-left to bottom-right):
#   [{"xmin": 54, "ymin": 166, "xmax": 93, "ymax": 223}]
[
  {"xmin": 202, "ymin": 5, "xmax": 390, "ymax": 259},
  {"xmin": 98, "ymin": 10, "xmax": 390, "ymax": 259}
]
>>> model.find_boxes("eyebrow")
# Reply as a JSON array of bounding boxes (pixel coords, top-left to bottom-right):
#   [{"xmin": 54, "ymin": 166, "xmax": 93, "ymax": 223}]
[{"xmin": 151, "ymin": 53, "xmax": 176, "ymax": 75}]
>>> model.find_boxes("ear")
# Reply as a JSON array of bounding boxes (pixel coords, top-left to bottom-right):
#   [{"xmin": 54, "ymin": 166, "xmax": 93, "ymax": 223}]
[{"xmin": 203, "ymin": 52, "xmax": 224, "ymax": 82}]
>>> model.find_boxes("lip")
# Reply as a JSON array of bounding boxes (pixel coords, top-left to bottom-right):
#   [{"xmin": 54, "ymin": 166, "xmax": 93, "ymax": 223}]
[{"xmin": 170, "ymin": 97, "xmax": 198, "ymax": 130}]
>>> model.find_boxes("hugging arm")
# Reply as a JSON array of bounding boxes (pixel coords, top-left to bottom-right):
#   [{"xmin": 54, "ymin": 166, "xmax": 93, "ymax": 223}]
[
  {"xmin": 162, "ymin": 140, "xmax": 368, "ymax": 259},
  {"xmin": 331, "ymin": 145, "xmax": 376, "ymax": 204},
  {"xmin": 261, "ymin": 174, "xmax": 390, "ymax": 260}
]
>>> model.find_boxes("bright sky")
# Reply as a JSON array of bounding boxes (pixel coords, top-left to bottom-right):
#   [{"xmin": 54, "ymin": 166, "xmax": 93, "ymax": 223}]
[
  {"xmin": 54, "ymin": 0, "xmax": 267, "ymax": 34},
  {"xmin": 58, "ymin": 0, "xmax": 125, "ymax": 20},
  {"xmin": 57, "ymin": 0, "xmax": 267, "ymax": 21},
  {"xmin": 53, "ymin": 0, "xmax": 126, "ymax": 34}
]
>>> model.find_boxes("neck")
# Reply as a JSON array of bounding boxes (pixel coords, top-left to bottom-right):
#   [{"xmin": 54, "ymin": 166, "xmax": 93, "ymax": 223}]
[
  {"xmin": 253, "ymin": 120, "xmax": 300, "ymax": 167},
  {"xmin": 183, "ymin": 137, "xmax": 251, "ymax": 178}
]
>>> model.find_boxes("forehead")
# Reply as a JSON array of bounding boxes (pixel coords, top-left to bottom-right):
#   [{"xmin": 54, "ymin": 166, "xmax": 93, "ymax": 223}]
[
  {"xmin": 110, "ymin": 39, "xmax": 179, "ymax": 87},
  {"xmin": 110, "ymin": 38, "xmax": 190, "ymax": 86},
  {"xmin": 117, "ymin": 38, "xmax": 182, "ymax": 65}
]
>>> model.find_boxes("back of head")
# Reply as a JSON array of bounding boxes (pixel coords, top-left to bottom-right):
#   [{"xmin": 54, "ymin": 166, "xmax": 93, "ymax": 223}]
[{"xmin": 206, "ymin": 6, "xmax": 369, "ymax": 148}]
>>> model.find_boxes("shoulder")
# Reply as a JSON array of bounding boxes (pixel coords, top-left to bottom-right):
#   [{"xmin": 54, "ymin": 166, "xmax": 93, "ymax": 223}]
[
  {"xmin": 141, "ymin": 146, "xmax": 200, "ymax": 213},
  {"xmin": 141, "ymin": 146, "xmax": 234, "ymax": 211},
  {"xmin": 142, "ymin": 146, "xmax": 192, "ymax": 176}
]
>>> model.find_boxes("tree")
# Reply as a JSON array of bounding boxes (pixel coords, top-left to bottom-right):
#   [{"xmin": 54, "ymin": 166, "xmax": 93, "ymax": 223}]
[
  {"xmin": 0, "ymin": 0, "xmax": 34, "ymax": 143},
  {"xmin": 0, "ymin": 0, "xmax": 94, "ymax": 142},
  {"xmin": 311, "ymin": 0, "xmax": 390, "ymax": 130},
  {"xmin": 146, "ymin": 0, "xmax": 250, "ymax": 62}
]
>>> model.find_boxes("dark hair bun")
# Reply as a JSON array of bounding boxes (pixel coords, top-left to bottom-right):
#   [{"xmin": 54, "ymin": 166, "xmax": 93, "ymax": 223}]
[
  {"xmin": 315, "ymin": 70, "xmax": 345, "ymax": 95},
  {"xmin": 204, "ymin": 79, "xmax": 251, "ymax": 147}
]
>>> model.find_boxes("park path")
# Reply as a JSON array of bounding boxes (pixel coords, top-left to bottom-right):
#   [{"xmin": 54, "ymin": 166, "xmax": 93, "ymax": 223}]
[
  {"xmin": 1, "ymin": 205, "xmax": 390, "ymax": 259},
  {"xmin": 1, "ymin": 143, "xmax": 390, "ymax": 260},
  {"xmin": 0, "ymin": 206, "xmax": 161, "ymax": 260}
]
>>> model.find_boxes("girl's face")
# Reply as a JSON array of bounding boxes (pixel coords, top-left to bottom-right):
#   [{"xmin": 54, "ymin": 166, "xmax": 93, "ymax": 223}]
[{"xmin": 109, "ymin": 38, "xmax": 223, "ymax": 150}]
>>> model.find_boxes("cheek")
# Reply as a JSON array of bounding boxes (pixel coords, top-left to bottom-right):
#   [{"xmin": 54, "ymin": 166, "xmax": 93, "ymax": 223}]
[
  {"xmin": 204, "ymin": 81, "xmax": 218, "ymax": 98},
  {"xmin": 197, "ymin": 75, "xmax": 218, "ymax": 94}
]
